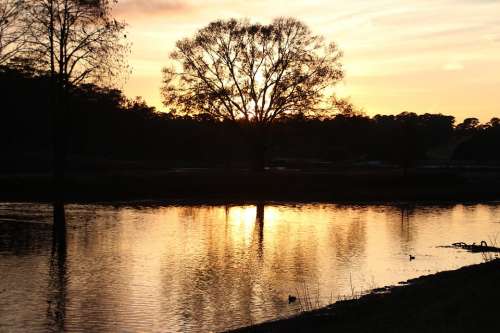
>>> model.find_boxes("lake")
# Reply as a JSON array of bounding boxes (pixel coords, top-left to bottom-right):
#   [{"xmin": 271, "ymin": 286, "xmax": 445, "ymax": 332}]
[{"xmin": 1, "ymin": 202, "xmax": 499, "ymax": 332}]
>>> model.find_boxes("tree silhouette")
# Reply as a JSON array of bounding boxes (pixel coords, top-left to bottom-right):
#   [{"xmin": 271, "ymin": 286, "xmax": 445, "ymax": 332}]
[
  {"xmin": 21, "ymin": 0, "xmax": 128, "ymax": 201},
  {"xmin": 0, "ymin": 0, "xmax": 26, "ymax": 64},
  {"xmin": 5, "ymin": 62, "xmax": 499, "ymax": 171},
  {"xmin": 487, "ymin": 117, "xmax": 500, "ymax": 128},
  {"xmin": 456, "ymin": 117, "xmax": 480, "ymax": 135},
  {"xmin": 161, "ymin": 17, "xmax": 344, "ymax": 170},
  {"xmin": 453, "ymin": 117, "xmax": 500, "ymax": 162},
  {"xmin": 23, "ymin": 0, "xmax": 128, "ymax": 86}
]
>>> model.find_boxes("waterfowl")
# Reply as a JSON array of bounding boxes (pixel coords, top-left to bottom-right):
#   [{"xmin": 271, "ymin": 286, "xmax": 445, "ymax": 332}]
[{"xmin": 409, "ymin": 255, "xmax": 415, "ymax": 261}]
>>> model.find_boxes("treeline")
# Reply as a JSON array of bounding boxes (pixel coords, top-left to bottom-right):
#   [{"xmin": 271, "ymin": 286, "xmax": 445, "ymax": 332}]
[{"xmin": 1, "ymin": 66, "xmax": 499, "ymax": 172}]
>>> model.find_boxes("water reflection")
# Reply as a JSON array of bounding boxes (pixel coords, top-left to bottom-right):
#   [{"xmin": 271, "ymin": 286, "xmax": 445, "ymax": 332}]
[
  {"xmin": 254, "ymin": 203, "xmax": 264, "ymax": 258},
  {"xmin": 46, "ymin": 203, "xmax": 67, "ymax": 332},
  {"xmin": 0, "ymin": 202, "xmax": 499, "ymax": 332}
]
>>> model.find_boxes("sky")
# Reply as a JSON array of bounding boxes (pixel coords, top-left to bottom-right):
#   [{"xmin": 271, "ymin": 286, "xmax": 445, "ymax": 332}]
[{"xmin": 114, "ymin": 0, "xmax": 500, "ymax": 122}]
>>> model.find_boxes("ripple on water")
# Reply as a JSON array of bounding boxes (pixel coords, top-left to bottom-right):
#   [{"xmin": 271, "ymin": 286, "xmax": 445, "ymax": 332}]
[{"xmin": 0, "ymin": 202, "xmax": 499, "ymax": 332}]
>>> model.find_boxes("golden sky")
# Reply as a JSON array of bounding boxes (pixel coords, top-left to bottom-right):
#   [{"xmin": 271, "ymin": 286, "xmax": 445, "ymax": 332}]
[{"xmin": 114, "ymin": 0, "xmax": 500, "ymax": 122}]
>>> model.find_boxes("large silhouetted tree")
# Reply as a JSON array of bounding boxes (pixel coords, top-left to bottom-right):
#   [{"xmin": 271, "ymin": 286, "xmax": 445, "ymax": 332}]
[
  {"xmin": 0, "ymin": 0, "xmax": 26, "ymax": 64},
  {"xmin": 22, "ymin": 0, "xmax": 128, "ymax": 201},
  {"xmin": 161, "ymin": 17, "xmax": 344, "ymax": 170}
]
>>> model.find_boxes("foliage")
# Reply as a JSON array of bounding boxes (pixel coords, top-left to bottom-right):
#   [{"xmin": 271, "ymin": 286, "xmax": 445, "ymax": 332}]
[{"xmin": 1, "ymin": 66, "xmax": 499, "ymax": 170}]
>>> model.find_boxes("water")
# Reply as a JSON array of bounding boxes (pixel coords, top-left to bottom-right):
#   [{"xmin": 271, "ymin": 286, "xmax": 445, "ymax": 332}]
[{"xmin": 1, "ymin": 202, "xmax": 499, "ymax": 332}]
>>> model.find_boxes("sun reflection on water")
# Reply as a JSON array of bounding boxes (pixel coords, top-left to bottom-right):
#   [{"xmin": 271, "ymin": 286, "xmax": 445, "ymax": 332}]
[{"xmin": 0, "ymin": 202, "xmax": 499, "ymax": 332}]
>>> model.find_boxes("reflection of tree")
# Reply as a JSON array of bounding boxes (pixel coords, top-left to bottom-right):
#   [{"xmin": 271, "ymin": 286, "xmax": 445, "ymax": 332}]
[
  {"xmin": 165, "ymin": 204, "xmax": 273, "ymax": 331},
  {"xmin": 46, "ymin": 203, "xmax": 67, "ymax": 332},
  {"xmin": 333, "ymin": 216, "xmax": 367, "ymax": 264},
  {"xmin": 400, "ymin": 205, "xmax": 413, "ymax": 239},
  {"xmin": 384, "ymin": 204, "xmax": 420, "ymax": 255},
  {"xmin": 253, "ymin": 203, "xmax": 265, "ymax": 258},
  {"xmin": 399, "ymin": 205, "xmax": 414, "ymax": 254},
  {"xmin": 394, "ymin": 204, "xmax": 415, "ymax": 254}
]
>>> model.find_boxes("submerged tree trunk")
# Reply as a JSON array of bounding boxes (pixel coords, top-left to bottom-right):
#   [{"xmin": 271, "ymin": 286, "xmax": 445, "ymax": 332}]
[
  {"xmin": 256, "ymin": 203, "xmax": 265, "ymax": 224},
  {"xmin": 254, "ymin": 203, "xmax": 265, "ymax": 258},
  {"xmin": 49, "ymin": 202, "xmax": 67, "ymax": 330},
  {"xmin": 52, "ymin": 202, "xmax": 66, "ymax": 249}
]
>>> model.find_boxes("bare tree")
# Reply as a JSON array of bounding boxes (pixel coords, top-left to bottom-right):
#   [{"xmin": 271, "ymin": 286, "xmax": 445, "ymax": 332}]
[
  {"xmin": 162, "ymin": 18, "xmax": 343, "ymax": 122},
  {"xmin": 0, "ymin": 0, "xmax": 26, "ymax": 65},
  {"xmin": 22, "ymin": 0, "xmax": 128, "ymax": 201},
  {"xmin": 24, "ymin": 0, "xmax": 128, "ymax": 87},
  {"xmin": 161, "ymin": 18, "xmax": 343, "ymax": 169}
]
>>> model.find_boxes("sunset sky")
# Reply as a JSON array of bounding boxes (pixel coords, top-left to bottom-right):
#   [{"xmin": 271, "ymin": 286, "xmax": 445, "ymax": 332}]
[{"xmin": 114, "ymin": 0, "xmax": 500, "ymax": 122}]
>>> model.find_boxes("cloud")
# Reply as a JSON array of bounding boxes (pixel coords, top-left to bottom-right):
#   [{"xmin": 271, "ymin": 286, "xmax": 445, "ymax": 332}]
[
  {"xmin": 443, "ymin": 61, "xmax": 464, "ymax": 71},
  {"xmin": 115, "ymin": 0, "xmax": 189, "ymax": 15},
  {"xmin": 116, "ymin": 0, "xmax": 500, "ymax": 121}
]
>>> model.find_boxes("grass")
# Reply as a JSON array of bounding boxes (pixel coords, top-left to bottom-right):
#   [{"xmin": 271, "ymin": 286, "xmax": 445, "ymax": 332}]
[
  {"xmin": 294, "ymin": 283, "xmax": 322, "ymax": 312},
  {"xmin": 293, "ymin": 273, "xmax": 374, "ymax": 313},
  {"xmin": 481, "ymin": 234, "xmax": 500, "ymax": 262},
  {"xmin": 228, "ymin": 259, "xmax": 500, "ymax": 333}
]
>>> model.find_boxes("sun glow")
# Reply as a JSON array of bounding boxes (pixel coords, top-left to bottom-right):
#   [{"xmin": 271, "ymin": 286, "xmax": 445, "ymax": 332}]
[{"xmin": 116, "ymin": 0, "xmax": 500, "ymax": 122}]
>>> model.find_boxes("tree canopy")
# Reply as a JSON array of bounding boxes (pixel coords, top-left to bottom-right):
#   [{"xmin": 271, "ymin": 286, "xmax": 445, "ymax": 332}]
[
  {"xmin": 162, "ymin": 17, "xmax": 344, "ymax": 125},
  {"xmin": 22, "ymin": 0, "xmax": 128, "ymax": 87},
  {"xmin": 0, "ymin": 0, "xmax": 26, "ymax": 65}
]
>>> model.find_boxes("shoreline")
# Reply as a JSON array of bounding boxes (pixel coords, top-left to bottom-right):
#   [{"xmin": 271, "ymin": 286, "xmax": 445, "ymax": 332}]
[
  {"xmin": 1, "ymin": 168, "xmax": 500, "ymax": 204},
  {"xmin": 1, "ymin": 197, "xmax": 499, "ymax": 208},
  {"xmin": 226, "ymin": 259, "xmax": 500, "ymax": 333},
  {"xmin": 2, "ymin": 168, "xmax": 499, "ymax": 332}
]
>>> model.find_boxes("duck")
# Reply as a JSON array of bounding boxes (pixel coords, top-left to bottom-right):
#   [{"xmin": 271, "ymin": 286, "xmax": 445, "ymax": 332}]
[
  {"xmin": 409, "ymin": 255, "xmax": 416, "ymax": 261},
  {"xmin": 288, "ymin": 295, "xmax": 297, "ymax": 304}
]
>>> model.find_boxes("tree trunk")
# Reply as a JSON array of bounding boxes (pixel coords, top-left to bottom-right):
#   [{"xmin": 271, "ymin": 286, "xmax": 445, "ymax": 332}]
[
  {"xmin": 52, "ymin": 202, "xmax": 66, "ymax": 243},
  {"xmin": 51, "ymin": 82, "xmax": 68, "ymax": 205},
  {"xmin": 252, "ymin": 126, "xmax": 268, "ymax": 172}
]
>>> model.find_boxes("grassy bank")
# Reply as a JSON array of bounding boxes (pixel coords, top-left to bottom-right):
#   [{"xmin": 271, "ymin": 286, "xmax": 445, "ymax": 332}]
[
  {"xmin": 1, "ymin": 168, "xmax": 500, "ymax": 203},
  {"xmin": 228, "ymin": 259, "xmax": 500, "ymax": 333}
]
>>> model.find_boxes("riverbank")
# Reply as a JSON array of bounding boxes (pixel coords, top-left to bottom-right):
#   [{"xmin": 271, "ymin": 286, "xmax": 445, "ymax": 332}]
[
  {"xmin": 228, "ymin": 259, "xmax": 500, "ymax": 333},
  {"xmin": 1, "ymin": 168, "xmax": 500, "ymax": 203}
]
